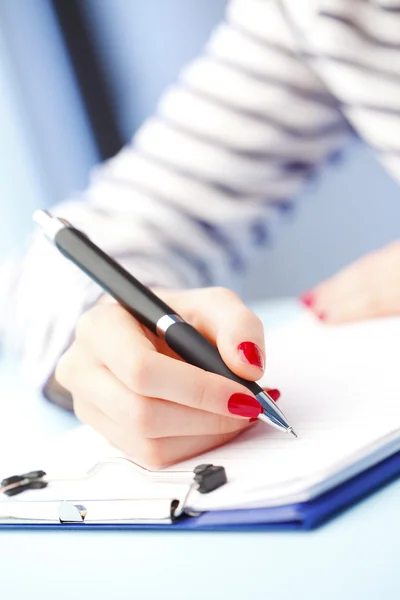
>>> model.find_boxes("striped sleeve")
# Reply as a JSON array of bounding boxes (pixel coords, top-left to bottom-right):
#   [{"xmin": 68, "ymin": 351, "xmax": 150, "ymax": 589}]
[
  {"xmin": 0, "ymin": 0, "xmax": 350, "ymax": 394},
  {"xmin": 289, "ymin": 0, "xmax": 400, "ymax": 184}
]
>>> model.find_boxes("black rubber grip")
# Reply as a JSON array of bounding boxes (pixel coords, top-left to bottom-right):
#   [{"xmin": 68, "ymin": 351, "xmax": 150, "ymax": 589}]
[{"xmin": 165, "ymin": 322, "xmax": 261, "ymax": 396}]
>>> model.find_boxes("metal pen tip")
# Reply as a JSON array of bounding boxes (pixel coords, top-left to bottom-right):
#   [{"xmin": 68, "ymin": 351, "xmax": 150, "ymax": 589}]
[{"xmin": 287, "ymin": 427, "xmax": 298, "ymax": 438}]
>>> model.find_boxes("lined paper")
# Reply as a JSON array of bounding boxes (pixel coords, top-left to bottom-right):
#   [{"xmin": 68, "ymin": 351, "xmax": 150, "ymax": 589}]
[{"xmin": 2, "ymin": 312, "xmax": 400, "ymax": 512}]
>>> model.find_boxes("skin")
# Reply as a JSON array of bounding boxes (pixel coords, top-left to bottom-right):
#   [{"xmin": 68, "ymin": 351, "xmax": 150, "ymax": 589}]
[
  {"xmin": 305, "ymin": 242, "xmax": 400, "ymax": 324},
  {"xmin": 56, "ymin": 287, "xmax": 269, "ymax": 468},
  {"xmin": 57, "ymin": 242, "xmax": 398, "ymax": 467}
]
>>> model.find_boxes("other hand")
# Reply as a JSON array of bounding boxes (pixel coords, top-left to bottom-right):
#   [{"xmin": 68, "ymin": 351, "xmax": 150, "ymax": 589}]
[{"xmin": 301, "ymin": 242, "xmax": 400, "ymax": 324}]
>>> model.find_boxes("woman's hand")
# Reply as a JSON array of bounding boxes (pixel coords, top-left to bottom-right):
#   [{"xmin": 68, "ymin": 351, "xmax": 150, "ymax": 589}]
[
  {"xmin": 301, "ymin": 242, "xmax": 400, "ymax": 324},
  {"xmin": 56, "ymin": 287, "xmax": 279, "ymax": 467}
]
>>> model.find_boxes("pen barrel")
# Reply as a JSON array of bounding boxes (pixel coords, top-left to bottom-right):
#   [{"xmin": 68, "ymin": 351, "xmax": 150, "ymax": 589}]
[
  {"xmin": 54, "ymin": 227, "xmax": 173, "ymax": 333},
  {"xmin": 55, "ymin": 226, "xmax": 261, "ymax": 396},
  {"xmin": 164, "ymin": 322, "xmax": 260, "ymax": 395}
]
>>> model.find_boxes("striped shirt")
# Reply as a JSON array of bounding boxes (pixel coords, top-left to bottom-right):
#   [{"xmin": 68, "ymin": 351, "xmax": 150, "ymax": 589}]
[{"xmin": 1, "ymin": 0, "xmax": 400, "ymax": 397}]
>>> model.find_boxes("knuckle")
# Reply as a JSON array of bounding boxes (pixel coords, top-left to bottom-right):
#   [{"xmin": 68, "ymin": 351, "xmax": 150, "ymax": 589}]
[
  {"xmin": 139, "ymin": 439, "xmax": 166, "ymax": 469},
  {"xmin": 55, "ymin": 349, "xmax": 75, "ymax": 388},
  {"xmin": 125, "ymin": 354, "xmax": 152, "ymax": 394},
  {"xmin": 119, "ymin": 437, "xmax": 139, "ymax": 461},
  {"xmin": 369, "ymin": 290, "xmax": 382, "ymax": 313},
  {"xmin": 75, "ymin": 303, "xmax": 116, "ymax": 341},
  {"xmin": 214, "ymin": 413, "xmax": 233, "ymax": 436},
  {"xmin": 75, "ymin": 308, "xmax": 98, "ymax": 342},
  {"xmin": 240, "ymin": 308, "xmax": 263, "ymax": 332},
  {"xmin": 123, "ymin": 438, "xmax": 166, "ymax": 469},
  {"xmin": 213, "ymin": 286, "xmax": 239, "ymax": 303},
  {"xmin": 192, "ymin": 371, "xmax": 209, "ymax": 411},
  {"xmin": 183, "ymin": 307, "xmax": 202, "ymax": 330},
  {"xmin": 386, "ymin": 240, "xmax": 400, "ymax": 254},
  {"xmin": 369, "ymin": 290, "xmax": 387, "ymax": 316},
  {"xmin": 71, "ymin": 396, "xmax": 89, "ymax": 424},
  {"xmin": 131, "ymin": 400, "xmax": 154, "ymax": 438},
  {"xmin": 253, "ymin": 313, "xmax": 264, "ymax": 332}
]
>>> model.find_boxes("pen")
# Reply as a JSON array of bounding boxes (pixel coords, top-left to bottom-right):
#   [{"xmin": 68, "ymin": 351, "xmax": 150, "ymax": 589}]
[{"xmin": 33, "ymin": 209, "xmax": 297, "ymax": 437}]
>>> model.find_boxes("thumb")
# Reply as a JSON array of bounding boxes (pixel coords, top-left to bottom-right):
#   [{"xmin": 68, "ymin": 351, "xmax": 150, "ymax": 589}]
[{"xmin": 161, "ymin": 287, "xmax": 266, "ymax": 381}]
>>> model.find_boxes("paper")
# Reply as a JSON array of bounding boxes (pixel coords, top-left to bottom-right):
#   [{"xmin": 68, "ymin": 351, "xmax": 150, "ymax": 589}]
[{"xmin": 2, "ymin": 312, "xmax": 400, "ymax": 512}]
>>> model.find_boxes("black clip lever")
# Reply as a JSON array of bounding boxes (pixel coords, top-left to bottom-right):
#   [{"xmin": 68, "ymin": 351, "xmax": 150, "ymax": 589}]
[
  {"xmin": 1, "ymin": 470, "xmax": 48, "ymax": 497},
  {"xmin": 1, "ymin": 463, "xmax": 228, "ymax": 498},
  {"xmin": 193, "ymin": 464, "xmax": 227, "ymax": 493}
]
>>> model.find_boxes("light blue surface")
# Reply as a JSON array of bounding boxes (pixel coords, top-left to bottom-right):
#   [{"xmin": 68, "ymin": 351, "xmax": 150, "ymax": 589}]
[{"xmin": 1, "ymin": 301, "xmax": 399, "ymax": 600}]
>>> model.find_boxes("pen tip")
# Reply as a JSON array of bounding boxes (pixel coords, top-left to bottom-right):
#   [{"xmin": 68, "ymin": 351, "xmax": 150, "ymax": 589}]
[{"xmin": 287, "ymin": 427, "xmax": 298, "ymax": 439}]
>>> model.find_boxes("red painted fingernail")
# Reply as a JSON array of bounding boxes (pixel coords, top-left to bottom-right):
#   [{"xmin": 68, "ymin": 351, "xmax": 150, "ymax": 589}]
[
  {"xmin": 228, "ymin": 393, "xmax": 262, "ymax": 418},
  {"xmin": 249, "ymin": 418, "xmax": 259, "ymax": 423},
  {"xmin": 316, "ymin": 311, "xmax": 326, "ymax": 321},
  {"xmin": 267, "ymin": 388, "xmax": 281, "ymax": 402},
  {"xmin": 300, "ymin": 292, "xmax": 315, "ymax": 308},
  {"xmin": 237, "ymin": 342, "xmax": 264, "ymax": 370}
]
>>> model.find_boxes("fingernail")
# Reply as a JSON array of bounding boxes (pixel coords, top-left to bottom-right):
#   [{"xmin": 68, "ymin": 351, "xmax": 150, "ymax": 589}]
[
  {"xmin": 267, "ymin": 388, "xmax": 281, "ymax": 402},
  {"xmin": 228, "ymin": 393, "xmax": 262, "ymax": 418},
  {"xmin": 316, "ymin": 311, "xmax": 326, "ymax": 321},
  {"xmin": 300, "ymin": 291, "xmax": 315, "ymax": 308},
  {"xmin": 237, "ymin": 342, "xmax": 264, "ymax": 370}
]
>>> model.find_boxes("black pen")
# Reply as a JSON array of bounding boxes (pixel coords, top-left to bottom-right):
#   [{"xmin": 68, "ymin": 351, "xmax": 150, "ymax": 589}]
[{"xmin": 33, "ymin": 210, "xmax": 297, "ymax": 437}]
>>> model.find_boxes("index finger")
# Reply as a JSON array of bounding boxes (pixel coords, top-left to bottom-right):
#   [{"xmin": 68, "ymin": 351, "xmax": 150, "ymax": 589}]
[
  {"xmin": 128, "ymin": 351, "xmax": 263, "ymax": 420},
  {"xmin": 159, "ymin": 287, "xmax": 266, "ymax": 381},
  {"xmin": 77, "ymin": 303, "xmax": 263, "ymax": 420}
]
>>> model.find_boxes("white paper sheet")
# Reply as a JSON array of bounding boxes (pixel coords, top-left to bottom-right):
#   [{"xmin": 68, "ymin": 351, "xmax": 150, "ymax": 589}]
[{"xmin": 2, "ymin": 312, "xmax": 400, "ymax": 512}]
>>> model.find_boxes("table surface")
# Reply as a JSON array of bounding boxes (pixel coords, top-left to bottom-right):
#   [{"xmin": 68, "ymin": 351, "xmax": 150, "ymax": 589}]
[{"xmin": 1, "ymin": 300, "xmax": 399, "ymax": 600}]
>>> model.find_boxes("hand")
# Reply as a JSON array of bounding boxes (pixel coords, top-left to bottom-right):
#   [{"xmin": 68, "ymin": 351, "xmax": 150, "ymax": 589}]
[
  {"xmin": 301, "ymin": 241, "xmax": 400, "ymax": 324},
  {"xmin": 56, "ymin": 287, "xmax": 279, "ymax": 467}
]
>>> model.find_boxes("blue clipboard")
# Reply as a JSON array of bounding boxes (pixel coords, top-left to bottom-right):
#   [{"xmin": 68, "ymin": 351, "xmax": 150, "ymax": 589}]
[{"xmin": 1, "ymin": 450, "xmax": 399, "ymax": 531}]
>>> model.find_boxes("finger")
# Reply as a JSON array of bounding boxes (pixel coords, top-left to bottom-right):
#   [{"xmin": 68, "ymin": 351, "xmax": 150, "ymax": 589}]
[
  {"xmin": 74, "ymin": 302, "xmax": 265, "ymax": 420},
  {"xmin": 159, "ymin": 287, "xmax": 266, "ymax": 380},
  {"xmin": 264, "ymin": 388, "xmax": 281, "ymax": 402},
  {"xmin": 75, "ymin": 301, "xmax": 155, "ymax": 354},
  {"xmin": 310, "ymin": 265, "xmax": 399, "ymax": 325},
  {"xmin": 300, "ymin": 253, "xmax": 385, "ymax": 323},
  {"xmin": 72, "ymin": 391, "xmax": 118, "ymax": 436},
  {"xmin": 315, "ymin": 290, "xmax": 395, "ymax": 325},
  {"xmin": 131, "ymin": 432, "xmax": 243, "ymax": 468},
  {"xmin": 70, "ymin": 362, "xmax": 254, "ymax": 437},
  {"xmin": 123, "ymin": 352, "xmax": 265, "ymax": 419},
  {"xmin": 73, "ymin": 397, "xmax": 245, "ymax": 468}
]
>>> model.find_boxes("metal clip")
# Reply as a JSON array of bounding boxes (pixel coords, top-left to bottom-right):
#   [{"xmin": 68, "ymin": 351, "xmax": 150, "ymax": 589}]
[
  {"xmin": 0, "ymin": 460, "xmax": 227, "ymax": 526},
  {"xmin": 1, "ymin": 471, "xmax": 48, "ymax": 496}
]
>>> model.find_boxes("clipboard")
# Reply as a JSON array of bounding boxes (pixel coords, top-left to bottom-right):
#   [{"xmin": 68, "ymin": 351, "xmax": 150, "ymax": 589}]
[
  {"xmin": 3, "ymin": 312, "xmax": 400, "ymax": 531},
  {"xmin": 1, "ymin": 450, "xmax": 399, "ymax": 530}
]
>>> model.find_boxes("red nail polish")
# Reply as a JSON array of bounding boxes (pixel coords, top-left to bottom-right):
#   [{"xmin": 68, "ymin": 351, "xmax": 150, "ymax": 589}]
[
  {"xmin": 237, "ymin": 342, "xmax": 264, "ymax": 370},
  {"xmin": 267, "ymin": 388, "xmax": 281, "ymax": 402},
  {"xmin": 300, "ymin": 292, "xmax": 315, "ymax": 308},
  {"xmin": 228, "ymin": 393, "xmax": 262, "ymax": 418}
]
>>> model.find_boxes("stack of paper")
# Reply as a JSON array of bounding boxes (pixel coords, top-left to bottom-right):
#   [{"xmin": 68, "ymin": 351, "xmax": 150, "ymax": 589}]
[{"xmin": 2, "ymin": 312, "xmax": 400, "ymax": 516}]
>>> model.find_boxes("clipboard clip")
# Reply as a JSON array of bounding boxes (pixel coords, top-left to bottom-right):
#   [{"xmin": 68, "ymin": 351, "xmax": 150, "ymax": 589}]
[{"xmin": 0, "ymin": 459, "xmax": 227, "ymax": 526}]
